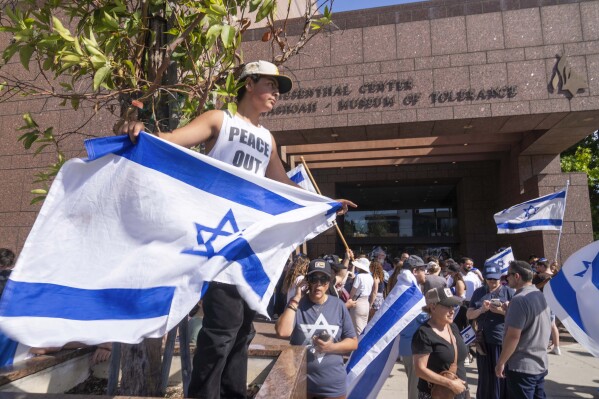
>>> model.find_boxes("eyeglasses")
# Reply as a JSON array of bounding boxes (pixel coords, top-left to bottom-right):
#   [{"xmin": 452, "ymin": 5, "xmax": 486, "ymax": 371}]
[
  {"xmin": 506, "ymin": 272, "xmax": 517, "ymax": 277},
  {"xmin": 308, "ymin": 275, "xmax": 330, "ymax": 285}
]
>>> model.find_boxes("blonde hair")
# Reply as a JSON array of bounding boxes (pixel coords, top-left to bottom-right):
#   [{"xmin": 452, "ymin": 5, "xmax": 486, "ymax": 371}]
[{"xmin": 282, "ymin": 257, "xmax": 309, "ymax": 294}]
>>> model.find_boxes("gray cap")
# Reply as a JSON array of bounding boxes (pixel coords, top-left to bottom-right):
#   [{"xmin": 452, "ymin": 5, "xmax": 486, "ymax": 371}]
[{"xmin": 402, "ymin": 255, "xmax": 425, "ymax": 270}]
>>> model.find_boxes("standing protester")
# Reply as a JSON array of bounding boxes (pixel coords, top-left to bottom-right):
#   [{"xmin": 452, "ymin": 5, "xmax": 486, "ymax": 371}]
[
  {"xmin": 282, "ymin": 255, "xmax": 310, "ymax": 304},
  {"xmin": 413, "ymin": 287, "xmax": 469, "ymax": 399},
  {"xmin": 466, "ymin": 265, "xmax": 514, "ymax": 399},
  {"xmin": 275, "ymin": 259, "xmax": 357, "ymax": 399},
  {"xmin": 398, "ymin": 255, "xmax": 428, "ymax": 399},
  {"xmin": 386, "ymin": 256, "xmax": 405, "ymax": 295},
  {"xmin": 424, "ymin": 261, "xmax": 447, "ymax": 293},
  {"xmin": 496, "ymin": 260, "xmax": 551, "ymax": 399},
  {"xmin": 459, "ymin": 257, "xmax": 483, "ymax": 303},
  {"xmin": 122, "ymin": 60, "xmax": 356, "ymax": 399},
  {"xmin": 532, "ymin": 258, "xmax": 561, "ymax": 355},
  {"xmin": 369, "ymin": 260, "xmax": 385, "ymax": 320},
  {"xmin": 348, "ymin": 258, "xmax": 373, "ymax": 335}
]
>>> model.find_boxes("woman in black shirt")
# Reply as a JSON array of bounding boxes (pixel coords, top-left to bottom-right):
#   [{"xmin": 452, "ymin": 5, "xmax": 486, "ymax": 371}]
[{"xmin": 412, "ymin": 287, "xmax": 469, "ymax": 399}]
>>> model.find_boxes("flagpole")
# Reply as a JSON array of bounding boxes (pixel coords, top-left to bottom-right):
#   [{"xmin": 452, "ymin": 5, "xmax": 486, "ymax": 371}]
[
  {"xmin": 300, "ymin": 156, "xmax": 351, "ymax": 252},
  {"xmin": 554, "ymin": 180, "xmax": 570, "ymax": 264}
]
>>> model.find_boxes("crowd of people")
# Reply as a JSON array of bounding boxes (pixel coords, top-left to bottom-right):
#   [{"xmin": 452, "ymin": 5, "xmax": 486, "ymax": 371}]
[{"xmin": 271, "ymin": 248, "xmax": 562, "ymax": 399}]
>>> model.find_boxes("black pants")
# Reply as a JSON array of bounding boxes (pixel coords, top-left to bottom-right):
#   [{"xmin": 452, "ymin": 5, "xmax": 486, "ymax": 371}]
[
  {"xmin": 188, "ymin": 282, "xmax": 256, "ymax": 399},
  {"xmin": 476, "ymin": 342, "xmax": 508, "ymax": 399}
]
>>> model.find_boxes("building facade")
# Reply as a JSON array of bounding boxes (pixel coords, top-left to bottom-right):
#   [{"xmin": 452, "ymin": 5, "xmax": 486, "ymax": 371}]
[
  {"xmin": 0, "ymin": 0, "xmax": 597, "ymax": 266},
  {"xmin": 241, "ymin": 0, "xmax": 598, "ymax": 262}
]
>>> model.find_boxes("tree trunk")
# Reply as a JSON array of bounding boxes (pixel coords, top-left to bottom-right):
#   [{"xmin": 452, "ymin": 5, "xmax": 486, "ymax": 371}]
[{"xmin": 120, "ymin": 338, "xmax": 163, "ymax": 396}]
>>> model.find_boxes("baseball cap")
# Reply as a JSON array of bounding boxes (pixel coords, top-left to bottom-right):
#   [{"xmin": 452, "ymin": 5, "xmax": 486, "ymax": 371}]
[
  {"xmin": 307, "ymin": 258, "xmax": 332, "ymax": 277},
  {"xmin": 324, "ymin": 254, "xmax": 346, "ymax": 270},
  {"xmin": 483, "ymin": 265, "xmax": 502, "ymax": 280},
  {"xmin": 425, "ymin": 287, "xmax": 463, "ymax": 307},
  {"xmin": 447, "ymin": 263, "xmax": 460, "ymax": 273},
  {"xmin": 402, "ymin": 255, "xmax": 425, "ymax": 270},
  {"xmin": 239, "ymin": 60, "xmax": 292, "ymax": 94}
]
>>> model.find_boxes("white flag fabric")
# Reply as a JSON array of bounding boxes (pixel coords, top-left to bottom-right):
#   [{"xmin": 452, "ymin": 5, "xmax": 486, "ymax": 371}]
[
  {"xmin": 494, "ymin": 188, "xmax": 567, "ymax": 234},
  {"xmin": 484, "ymin": 247, "xmax": 515, "ymax": 275},
  {"xmin": 0, "ymin": 132, "xmax": 340, "ymax": 347},
  {"xmin": 346, "ymin": 270, "xmax": 425, "ymax": 399},
  {"xmin": 286, "ymin": 164, "xmax": 317, "ymax": 193},
  {"xmin": 544, "ymin": 240, "xmax": 599, "ymax": 357}
]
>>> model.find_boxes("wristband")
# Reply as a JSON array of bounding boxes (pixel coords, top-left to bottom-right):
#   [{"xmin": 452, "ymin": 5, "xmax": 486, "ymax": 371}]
[{"xmin": 287, "ymin": 304, "xmax": 297, "ymax": 312}]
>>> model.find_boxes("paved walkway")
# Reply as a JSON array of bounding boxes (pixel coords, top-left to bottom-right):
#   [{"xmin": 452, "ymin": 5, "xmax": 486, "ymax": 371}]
[
  {"xmin": 378, "ymin": 342, "xmax": 599, "ymax": 399},
  {"xmin": 253, "ymin": 321, "xmax": 599, "ymax": 398}
]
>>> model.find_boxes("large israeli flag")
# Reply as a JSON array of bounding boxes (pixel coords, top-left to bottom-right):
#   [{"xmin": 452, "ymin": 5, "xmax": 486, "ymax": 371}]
[
  {"xmin": 484, "ymin": 247, "xmax": 515, "ymax": 275},
  {"xmin": 494, "ymin": 188, "xmax": 567, "ymax": 234},
  {"xmin": 544, "ymin": 240, "xmax": 599, "ymax": 357},
  {"xmin": 287, "ymin": 164, "xmax": 317, "ymax": 193},
  {"xmin": 0, "ymin": 132, "xmax": 340, "ymax": 348},
  {"xmin": 346, "ymin": 270, "xmax": 425, "ymax": 399}
]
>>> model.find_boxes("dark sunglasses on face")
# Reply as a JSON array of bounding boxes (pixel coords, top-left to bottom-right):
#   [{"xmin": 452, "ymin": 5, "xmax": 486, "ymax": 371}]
[{"xmin": 308, "ymin": 275, "xmax": 330, "ymax": 285}]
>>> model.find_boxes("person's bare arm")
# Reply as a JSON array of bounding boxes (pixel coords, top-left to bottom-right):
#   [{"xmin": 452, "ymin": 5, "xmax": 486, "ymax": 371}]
[
  {"xmin": 265, "ymin": 137, "xmax": 299, "ymax": 187},
  {"xmin": 496, "ymin": 326, "xmax": 522, "ymax": 378},
  {"xmin": 121, "ymin": 110, "xmax": 224, "ymax": 148}
]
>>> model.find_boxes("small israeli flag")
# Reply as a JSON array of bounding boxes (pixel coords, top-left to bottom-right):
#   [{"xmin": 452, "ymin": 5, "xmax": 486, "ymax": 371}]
[
  {"xmin": 484, "ymin": 247, "xmax": 515, "ymax": 275},
  {"xmin": 460, "ymin": 325, "xmax": 476, "ymax": 345},
  {"xmin": 494, "ymin": 188, "xmax": 567, "ymax": 234},
  {"xmin": 287, "ymin": 164, "xmax": 317, "ymax": 193}
]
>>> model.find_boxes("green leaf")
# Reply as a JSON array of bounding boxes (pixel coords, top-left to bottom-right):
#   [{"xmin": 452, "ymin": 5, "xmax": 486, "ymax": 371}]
[
  {"xmin": 102, "ymin": 11, "xmax": 120, "ymax": 30},
  {"xmin": 22, "ymin": 113, "xmax": 38, "ymax": 128},
  {"xmin": 93, "ymin": 65, "xmax": 111, "ymax": 90},
  {"xmin": 209, "ymin": 4, "xmax": 227, "ymax": 16},
  {"xmin": 71, "ymin": 97, "xmax": 80, "ymax": 110},
  {"xmin": 205, "ymin": 25, "xmax": 222, "ymax": 48},
  {"xmin": 2, "ymin": 44, "xmax": 19, "ymax": 63},
  {"xmin": 249, "ymin": 0, "xmax": 262, "ymax": 12},
  {"xmin": 52, "ymin": 16, "xmax": 75, "ymax": 42},
  {"xmin": 227, "ymin": 102, "xmax": 237, "ymax": 115},
  {"xmin": 220, "ymin": 25, "xmax": 235, "ymax": 48},
  {"xmin": 19, "ymin": 45, "xmax": 34, "ymax": 70},
  {"xmin": 30, "ymin": 196, "xmax": 47, "ymax": 205},
  {"xmin": 31, "ymin": 189, "xmax": 48, "ymax": 195},
  {"xmin": 255, "ymin": 0, "xmax": 274, "ymax": 22}
]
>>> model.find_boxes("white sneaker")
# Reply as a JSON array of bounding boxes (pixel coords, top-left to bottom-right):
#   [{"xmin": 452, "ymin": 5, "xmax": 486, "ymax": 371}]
[
  {"xmin": 464, "ymin": 356, "xmax": 471, "ymax": 366},
  {"xmin": 550, "ymin": 346, "xmax": 561, "ymax": 355}
]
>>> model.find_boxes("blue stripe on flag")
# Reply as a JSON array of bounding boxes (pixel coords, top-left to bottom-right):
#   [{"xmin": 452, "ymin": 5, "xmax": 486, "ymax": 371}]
[
  {"xmin": 550, "ymin": 272, "xmax": 587, "ymax": 334},
  {"xmin": 503, "ymin": 189, "xmax": 566, "ymax": 211},
  {"xmin": 496, "ymin": 219, "xmax": 563, "ymax": 230},
  {"xmin": 347, "ymin": 337, "xmax": 396, "ymax": 399},
  {"xmin": 85, "ymin": 133, "xmax": 306, "ymax": 216},
  {"xmin": 0, "ymin": 332, "xmax": 19, "ymax": 367},
  {"xmin": 0, "ymin": 280, "xmax": 175, "ymax": 320},
  {"xmin": 488, "ymin": 248, "xmax": 512, "ymax": 262},
  {"xmin": 346, "ymin": 283, "xmax": 422, "ymax": 373},
  {"xmin": 289, "ymin": 170, "xmax": 305, "ymax": 184}
]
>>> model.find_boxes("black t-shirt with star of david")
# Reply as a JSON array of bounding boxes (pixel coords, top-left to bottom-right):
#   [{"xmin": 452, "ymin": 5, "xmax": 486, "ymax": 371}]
[{"xmin": 290, "ymin": 295, "xmax": 356, "ymax": 397}]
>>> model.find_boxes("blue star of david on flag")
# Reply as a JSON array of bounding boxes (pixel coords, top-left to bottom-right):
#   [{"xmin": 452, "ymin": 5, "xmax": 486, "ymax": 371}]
[
  {"xmin": 182, "ymin": 209, "xmax": 270, "ymax": 298},
  {"xmin": 523, "ymin": 205, "xmax": 538, "ymax": 218}
]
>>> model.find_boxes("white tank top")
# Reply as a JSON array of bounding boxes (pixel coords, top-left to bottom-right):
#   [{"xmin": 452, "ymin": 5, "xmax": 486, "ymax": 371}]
[{"xmin": 208, "ymin": 111, "xmax": 272, "ymax": 177}]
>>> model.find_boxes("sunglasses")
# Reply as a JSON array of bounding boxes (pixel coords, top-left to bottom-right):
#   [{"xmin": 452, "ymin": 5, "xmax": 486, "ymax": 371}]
[{"xmin": 308, "ymin": 275, "xmax": 330, "ymax": 285}]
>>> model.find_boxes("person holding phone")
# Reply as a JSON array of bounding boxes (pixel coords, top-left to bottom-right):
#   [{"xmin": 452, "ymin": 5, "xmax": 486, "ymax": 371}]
[
  {"xmin": 276, "ymin": 258, "xmax": 357, "ymax": 399},
  {"xmin": 466, "ymin": 265, "xmax": 515, "ymax": 399}
]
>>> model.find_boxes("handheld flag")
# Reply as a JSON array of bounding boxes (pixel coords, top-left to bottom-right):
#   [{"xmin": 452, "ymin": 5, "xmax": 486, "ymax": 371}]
[
  {"xmin": 494, "ymin": 188, "xmax": 566, "ymax": 234},
  {"xmin": 460, "ymin": 325, "xmax": 476, "ymax": 345},
  {"xmin": 0, "ymin": 133, "xmax": 340, "ymax": 347},
  {"xmin": 544, "ymin": 240, "xmax": 599, "ymax": 357},
  {"xmin": 287, "ymin": 164, "xmax": 317, "ymax": 193},
  {"xmin": 346, "ymin": 270, "xmax": 425, "ymax": 399},
  {"xmin": 484, "ymin": 247, "xmax": 515, "ymax": 275},
  {"xmin": 0, "ymin": 332, "xmax": 32, "ymax": 367}
]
